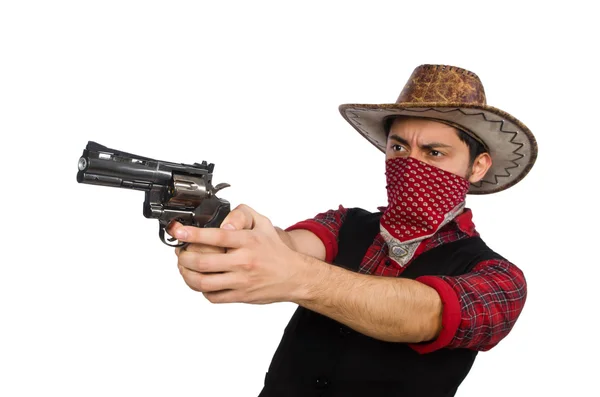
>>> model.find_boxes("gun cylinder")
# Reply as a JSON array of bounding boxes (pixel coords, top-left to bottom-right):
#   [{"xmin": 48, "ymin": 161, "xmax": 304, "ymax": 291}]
[{"xmin": 168, "ymin": 175, "xmax": 209, "ymax": 207}]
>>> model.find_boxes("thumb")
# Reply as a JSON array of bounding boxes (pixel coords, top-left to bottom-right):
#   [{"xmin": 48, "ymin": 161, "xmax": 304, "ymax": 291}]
[
  {"xmin": 220, "ymin": 204, "xmax": 269, "ymax": 231},
  {"xmin": 219, "ymin": 204, "xmax": 253, "ymax": 230}
]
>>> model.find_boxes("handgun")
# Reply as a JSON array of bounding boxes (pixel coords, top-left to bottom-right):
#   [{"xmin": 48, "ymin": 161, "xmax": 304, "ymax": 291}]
[{"xmin": 76, "ymin": 141, "xmax": 230, "ymax": 247}]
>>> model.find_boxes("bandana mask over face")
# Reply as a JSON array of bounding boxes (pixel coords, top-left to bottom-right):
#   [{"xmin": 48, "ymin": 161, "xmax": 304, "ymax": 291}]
[{"xmin": 380, "ymin": 157, "xmax": 471, "ymax": 267}]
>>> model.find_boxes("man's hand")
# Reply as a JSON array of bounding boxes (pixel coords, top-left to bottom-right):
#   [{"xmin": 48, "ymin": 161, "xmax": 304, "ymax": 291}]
[{"xmin": 167, "ymin": 205, "xmax": 311, "ymax": 304}]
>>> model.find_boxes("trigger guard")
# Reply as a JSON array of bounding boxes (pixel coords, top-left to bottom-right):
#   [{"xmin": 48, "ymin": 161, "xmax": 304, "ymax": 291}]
[{"xmin": 159, "ymin": 225, "xmax": 188, "ymax": 248}]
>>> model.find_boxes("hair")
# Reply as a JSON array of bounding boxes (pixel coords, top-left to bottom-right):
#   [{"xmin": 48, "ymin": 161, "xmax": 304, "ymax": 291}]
[
  {"xmin": 456, "ymin": 129, "xmax": 487, "ymax": 166},
  {"xmin": 384, "ymin": 116, "xmax": 487, "ymax": 166}
]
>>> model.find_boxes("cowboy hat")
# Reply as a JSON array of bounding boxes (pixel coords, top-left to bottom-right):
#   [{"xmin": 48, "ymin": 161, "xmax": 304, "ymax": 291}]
[{"xmin": 339, "ymin": 64, "xmax": 538, "ymax": 194}]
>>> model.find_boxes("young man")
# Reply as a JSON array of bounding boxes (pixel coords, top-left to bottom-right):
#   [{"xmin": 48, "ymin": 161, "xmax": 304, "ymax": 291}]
[{"xmin": 169, "ymin": 64, "xmax": 538, "ymax": 396}]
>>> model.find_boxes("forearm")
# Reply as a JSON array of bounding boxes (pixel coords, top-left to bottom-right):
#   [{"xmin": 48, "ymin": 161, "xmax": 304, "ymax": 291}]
[
  {"xmin": 292, "ymin": 254, "xmax": 443, "ymax": 343},
  {"xmin": 275, "ymin": 227, "xmax": 326, "ymax": 261}
]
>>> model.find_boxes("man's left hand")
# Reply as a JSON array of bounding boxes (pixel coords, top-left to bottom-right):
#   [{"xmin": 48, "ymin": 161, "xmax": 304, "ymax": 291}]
[{"xmin": 169, "ymin": 204, "xmax": 309, "ymax": 304}]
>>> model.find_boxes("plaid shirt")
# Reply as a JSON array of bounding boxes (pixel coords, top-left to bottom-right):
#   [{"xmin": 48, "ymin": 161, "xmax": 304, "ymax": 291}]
[{"xmin": 286, "ymin": 205, "xmax": 527, "ymax": 354}]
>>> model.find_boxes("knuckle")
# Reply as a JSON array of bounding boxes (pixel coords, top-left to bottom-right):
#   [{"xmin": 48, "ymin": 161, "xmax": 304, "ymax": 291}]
[
  {"xmin": 186, "ymin": 281, "xmax": 201, "ymax": 293},
  {"xmin": 232, "ymin": 291, "xmax": 247, "ymax": 303},
  {"xmin": 193, "ymin": 254, "xmax": 207, "ymax": 272},
  {"xmin": 229, "ymin": 209, "xmax": 248, "ymax": 226},
  {"xmin": 179, "ymin": 252, "xmax": 206, "ymax": 273},
  {"xmin": 195, "ymin": 278, "xmax": 206, "ymax": 291},
  {"xmin": 178, "ymin": 251, "xmax": 192, "ymax": 269},
  {"xmin": 237, "ymin": 249, "xmax": 257, "ymax": 272},
  {"xmin": 247, "ymin": 232, "xmax": 261, "ymax": 246},
  {"xmin": 180, "ymin": 271, "xmax": 200, "ymax": 292},
  {"xmin": 181, "ymin": 225, "xmax": 200, "ymax": 242},
  {"xmin": 189, "ymin": 274, "xmax": 204, "ymax": 292},
  {"xmin": 240, "ymin": 260, "xmax": 255, "ymax": 272},
  {"xmin": 244, "ymin": 247, "xmax": 258, "ymax": 263},
  {"xmin": 257, "ymin": 212, "xmax": 270, "ymax": 224},
  {"xmin": 204, "ymin": 292, "xmax": 220, "ymax": 304},
  {"xmin": 185, "ymin": 244, "xmax": 200, "ymax": 253},
  {"xmin": 236, "ymin": 203, "xmax": 250, "ymax": 212},
  {"xmin": 177, "ymin": 256, "xmax": 186, "ymax": 270},
  {"xmin": 216, "ymin": 229, "xmax": 229, "ymax": 246}
]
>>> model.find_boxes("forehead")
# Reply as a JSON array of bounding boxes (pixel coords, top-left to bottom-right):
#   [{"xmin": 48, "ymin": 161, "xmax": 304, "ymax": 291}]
[{"xmin": 388, "ymin": 117, "xmax": 461, "ymax": 142}]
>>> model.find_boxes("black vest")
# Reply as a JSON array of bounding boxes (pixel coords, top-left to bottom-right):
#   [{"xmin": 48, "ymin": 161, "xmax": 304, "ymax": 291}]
[{"xmin": 259, "ymin": 208, "xmax": 504, "ymax": 397}]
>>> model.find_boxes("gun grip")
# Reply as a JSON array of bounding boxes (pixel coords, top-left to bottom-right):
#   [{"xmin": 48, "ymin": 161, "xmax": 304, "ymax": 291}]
[{"xmin": 203, "ymin": 202, "xmax": 231, "ymax": 228}]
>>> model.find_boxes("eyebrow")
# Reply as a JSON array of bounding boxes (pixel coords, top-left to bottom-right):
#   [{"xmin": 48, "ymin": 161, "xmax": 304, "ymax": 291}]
[{"xmin": 388, "ymin": 134, "xmax": 453, "ymax": 150}]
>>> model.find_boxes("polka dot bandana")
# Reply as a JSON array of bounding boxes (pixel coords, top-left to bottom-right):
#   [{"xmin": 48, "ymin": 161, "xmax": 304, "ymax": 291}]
[{"xmin": 381, "ymin": 157, "xmax": 470, "ymax": 245}]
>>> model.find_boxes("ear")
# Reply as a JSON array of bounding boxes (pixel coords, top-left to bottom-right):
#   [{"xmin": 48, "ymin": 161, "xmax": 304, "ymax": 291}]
[{"xmin": 468, "ymin": 153, "xmax": 492, "ymax": 184}]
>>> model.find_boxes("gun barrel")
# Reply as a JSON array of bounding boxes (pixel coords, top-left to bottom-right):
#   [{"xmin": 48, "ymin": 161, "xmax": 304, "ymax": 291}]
[
  {"xmin": 76, "ymin": 141, "xmax": 207, "ymax": 191},
  {"xmin": 77, "ymin": 152, "xmax": 168, "ymax": 191}
]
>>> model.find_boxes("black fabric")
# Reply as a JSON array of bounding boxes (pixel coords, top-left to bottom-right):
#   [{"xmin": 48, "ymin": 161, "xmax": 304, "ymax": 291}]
[{"xmin": 258, "ymin": 208, "xmax": 504, "ymax": 397}]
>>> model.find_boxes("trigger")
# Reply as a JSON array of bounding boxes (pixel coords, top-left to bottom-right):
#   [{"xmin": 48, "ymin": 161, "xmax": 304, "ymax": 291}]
[{"xmin": 159, "ymin": 225, "xmax": 187, "ymax": 248}]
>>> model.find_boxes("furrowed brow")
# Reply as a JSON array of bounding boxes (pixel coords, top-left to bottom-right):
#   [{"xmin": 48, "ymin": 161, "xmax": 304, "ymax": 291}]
[
  {"xmin": 420, "ymin": 142, "xmax": 453, "ymax": 150},
  {"xmin": 388, "ymin": 134, "xmax": 410, "ymax": 147}
]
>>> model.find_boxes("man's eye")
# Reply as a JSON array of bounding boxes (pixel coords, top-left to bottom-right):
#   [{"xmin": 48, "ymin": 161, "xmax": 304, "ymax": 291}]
[
  {"xmin": 430, "ymin": 150, "xmax": 443, "ymax": 157},
  {"xmin": 392, "ymin": 145, "xmax": 406, "ymax": 152}
]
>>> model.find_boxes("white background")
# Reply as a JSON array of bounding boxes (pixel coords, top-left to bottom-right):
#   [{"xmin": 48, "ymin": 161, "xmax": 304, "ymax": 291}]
[{"xmin": 0, "ymin": 1, "xmax": 597, "ymax": 396}]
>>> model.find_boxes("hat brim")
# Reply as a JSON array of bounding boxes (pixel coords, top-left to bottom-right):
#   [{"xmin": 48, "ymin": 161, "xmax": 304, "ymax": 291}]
[{"xmin": 339, "ymin": 102, "xmax": 538, "ymax": 194}]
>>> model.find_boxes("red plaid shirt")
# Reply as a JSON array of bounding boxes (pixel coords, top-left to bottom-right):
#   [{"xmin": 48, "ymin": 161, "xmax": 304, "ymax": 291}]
[{"xmin": 286, "ymin": 205, "xmax": 527, "ymax": 354}]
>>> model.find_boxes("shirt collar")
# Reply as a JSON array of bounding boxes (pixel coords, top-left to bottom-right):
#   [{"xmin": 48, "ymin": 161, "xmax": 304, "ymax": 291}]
[{"xmin": 454, "ymin": 208, "xmax": 477, "ymax": 237}]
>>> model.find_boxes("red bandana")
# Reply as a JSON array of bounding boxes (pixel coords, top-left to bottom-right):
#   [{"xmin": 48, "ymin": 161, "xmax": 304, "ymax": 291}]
[{"xmin": 380, "ymin": 157, "xmax": 470, "ymax": 261}]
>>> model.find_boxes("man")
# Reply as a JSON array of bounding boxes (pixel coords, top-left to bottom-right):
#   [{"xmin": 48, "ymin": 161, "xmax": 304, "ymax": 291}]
[{"xmin": 168, "ymin": 64, "xmax": 537, "ymax": 396}]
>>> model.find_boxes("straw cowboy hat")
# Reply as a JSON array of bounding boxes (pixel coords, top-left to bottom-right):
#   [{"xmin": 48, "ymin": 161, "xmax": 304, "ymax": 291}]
[{"xmin": 339, "ymin": 64, "xmax": 538, "ymax": 194}]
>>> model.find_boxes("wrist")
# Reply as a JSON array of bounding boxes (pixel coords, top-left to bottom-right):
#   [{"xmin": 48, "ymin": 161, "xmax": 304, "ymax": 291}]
[{"xmin": 288, "ymin": 253, "xmax": 331, "ymax": 304}]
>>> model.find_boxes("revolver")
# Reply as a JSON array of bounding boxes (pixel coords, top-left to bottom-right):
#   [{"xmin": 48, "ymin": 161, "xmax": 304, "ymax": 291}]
[{"xmin": 76, "ymin": 141, "xmax": 231, "ymax": 247}]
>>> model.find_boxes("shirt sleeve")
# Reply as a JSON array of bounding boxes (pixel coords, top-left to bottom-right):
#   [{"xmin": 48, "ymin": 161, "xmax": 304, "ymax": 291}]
[
  {"xmin": 409, "ymin": 258, "xmax": 527, "ymax": 354},
  {"xmin": 285, "ymin": 205, "xmax": 348, "ymax": 263}
]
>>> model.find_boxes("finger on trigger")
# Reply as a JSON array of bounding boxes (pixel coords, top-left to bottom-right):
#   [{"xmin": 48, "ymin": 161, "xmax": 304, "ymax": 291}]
[{"xmin": 166, "ymin": 220, "xmax": 183, "ymax": 237}]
